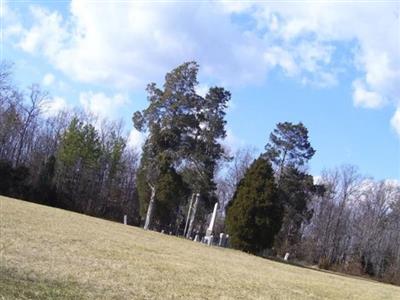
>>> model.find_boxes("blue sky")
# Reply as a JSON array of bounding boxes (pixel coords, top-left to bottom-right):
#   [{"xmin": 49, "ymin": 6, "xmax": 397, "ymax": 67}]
[{"xmin": 2, "ymin": 0, "xmax": 400, "ymax": 180}]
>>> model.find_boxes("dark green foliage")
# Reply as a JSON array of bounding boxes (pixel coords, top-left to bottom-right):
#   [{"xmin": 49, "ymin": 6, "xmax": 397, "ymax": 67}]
[
  {"xmin": 154, "ymin": 157, "xmax": 188, "ymax": 229},
  {"xmin": 264, "ymin": 122, "xmax": 315, "ymax": 172},
  {"xmin": 226, "ymin": 157, "xmax": 283, "ymax": 254},
  {"xmin": 0, "ymin": 62, "xmax": 140, "ymax": 225},
  {"xmin": 136, "ymin": 154, "xmax": 188, "ymax": 228},
  {"xmin": 57, "ymin": 118, "xmax": 102, "ymax": 170},
  {"xmin": 0, "ymin": 160, "xmax": 30, "ymax": 198},
  {"xmin": 274, "ymin": 167, "xmax": 316, "ymax": 253},
  {"xmin": 55, "ymin": 118, "xmax": 102, "ymax": 212},
  {"xmin": 264, "ymin": 121, "xmax": 318, "ymax": 255},
  {"xmin": 133, "ymin": 61, "xmax": 230, "ymax": 229},
  {"xmin": 33, "ymin": 155, "xmax": 57, "ymax": 206},
  {"xmin": 0, "ymin": 160, "xmax": 13, "ymax": 194}
]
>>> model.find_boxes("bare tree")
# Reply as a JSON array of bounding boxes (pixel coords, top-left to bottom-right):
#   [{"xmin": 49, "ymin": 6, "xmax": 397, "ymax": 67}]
[{"xmin": 216, "ymin": 146, "xmax": 257, "ymax": 213}]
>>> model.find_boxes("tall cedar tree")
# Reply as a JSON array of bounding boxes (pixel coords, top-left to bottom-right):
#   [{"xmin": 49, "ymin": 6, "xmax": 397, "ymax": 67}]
[
  {"xmin": 136, "ymin": 154, "xmax": 187, "ymax": 230},
  {"xmin": 133, "ymin": 61, "xmax": 229, "ymax": 231},
  {"xmin": 226, "ymin": 157, "xmax": 283, "ymax": 254}
]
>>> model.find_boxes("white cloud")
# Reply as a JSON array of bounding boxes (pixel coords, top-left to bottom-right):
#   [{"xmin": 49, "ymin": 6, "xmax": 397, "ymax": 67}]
[
  {"xmin": 390, "ymin": 107, "xmax": 400, "ymax": 137},
  {"xmin": 12, "ymin": 1, "xmax": 399, "ymax": 92},
  {"xmin": 17, "ymin": 6, "xmax": 67, "ymax": 56},
  {"xmin": 7, "ymin": 1, "xmax": 400, "ymax": 134},
  {"xmin": 13, "ymin": 1, "xmax": 266, "ymax": 88},
  {"xmin": 127, "ymin": 128, "xmax": 145, "ymax": 150},
  {"xmin": 353, "ymin": 79, "xmax": 385, "ymax": 109},
  {"xmin": 42, "ymin": 73, "xmax": 55, "ymax": 86},
  {"xmin": 79, "ymin": 91, "xmax": 129, "ymax": 120},
  {"xmin": 195, "ymin": 84, "xmax": 210, "ymax": 98},
  {"xmin": 41, "ymin": 96, "xmax": 68, "ymax": 117},
  {"xmin": 313, "ymin": 175, "xmax": 322, "ymax": 185},
  {"xmin": 222, "ymin": 128, "xmax": 245, "ymax": 153},
  {"xmin": 2, "ymin": 2, "xmax": 24, "ymax": 39},
  {"xmin": 264, "ymin": 46, "xmax": 298, "ymax": 76},
  {"xmin": 385, "ymin": 179, "xmax": 400, "ymax": 188}
]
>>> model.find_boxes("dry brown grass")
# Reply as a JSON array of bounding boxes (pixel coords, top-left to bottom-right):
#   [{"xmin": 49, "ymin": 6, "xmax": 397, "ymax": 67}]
[{"xmin": 1, "ymin": 195, "xmax": 399, "ymax": 299}]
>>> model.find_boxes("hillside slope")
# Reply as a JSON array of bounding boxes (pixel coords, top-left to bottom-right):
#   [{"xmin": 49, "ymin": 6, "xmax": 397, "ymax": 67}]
[{"xmin": 1, "ymin": 196, "xmax": 399, "ymax": 299}]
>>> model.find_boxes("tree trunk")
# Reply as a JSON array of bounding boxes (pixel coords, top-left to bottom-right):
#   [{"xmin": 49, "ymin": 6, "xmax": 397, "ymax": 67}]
[
  {"xmin": 186, "ymin": 193, "xmax": 200, "ymax": 238},
  {"xmin": 144, "ymin": 184, "xmax": 156, "ymax": 230}
]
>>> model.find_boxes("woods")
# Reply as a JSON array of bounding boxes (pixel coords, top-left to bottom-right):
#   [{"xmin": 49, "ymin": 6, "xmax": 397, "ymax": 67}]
[
  {"xmin": 0, "ymin": 61, "xmax": 399, "ymax": 285},
  {"xmin": 0, "ymin": 62, "xmax": 140, "ymax": 224}
]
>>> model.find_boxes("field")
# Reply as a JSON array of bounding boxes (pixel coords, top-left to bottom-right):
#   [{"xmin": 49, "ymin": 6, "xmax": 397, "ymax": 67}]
[{"xmin": 1, "ymin": 196, "xmax": 399, "ymax": 299}]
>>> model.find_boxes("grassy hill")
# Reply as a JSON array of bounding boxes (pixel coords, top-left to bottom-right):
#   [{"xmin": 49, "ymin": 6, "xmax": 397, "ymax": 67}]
[{"xmin": 1, "ymin": 196, "xmax": 399, "ymax": 299}]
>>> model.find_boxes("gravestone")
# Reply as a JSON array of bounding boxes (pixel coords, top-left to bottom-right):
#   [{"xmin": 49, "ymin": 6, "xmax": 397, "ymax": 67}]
[
  {"xmin": 204, "ymin": 202, "xmax": 218, "ymax": 245},
  {"xmin": 207, "ymin": 235, "xmax": 214, "ymax": 246},
  {"xmin": 219, "ymin": 233, "xmax": 225, "ymax": 246},
  {"xmin": 284, "ymin": 253, "xmax": 290, "ymax": 261},
  {"xmin": 225, "ymin": 234, "xmax": 229, "ymax": 247},
  {"xmin": 123, "ymin": 215, "xmax": 127, "ymax": 225}
]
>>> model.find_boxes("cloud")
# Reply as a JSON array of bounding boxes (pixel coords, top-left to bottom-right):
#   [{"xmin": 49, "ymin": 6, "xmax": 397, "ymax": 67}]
[
  {"xmin": 385, "ymin": 179, "xmax": 400, "ymax": 187},
  {"xmin": 127, "ymin": 128, "xmax": 146, "ymax": 150},
  {"xmin": 42, "ymin": 73, "xmax": 55, "ymax": 86},
  {"xmin": 12, "ymin": 1, "xmax": 266, "ymax": 88},
  {"xmin": 12, "ymin": 1, "xmax": 399, "ymax": 92},
  {"xmin": 79, "ymin": 91, "xmax": 129, "ymax": 120},
  {"xmin": 390, "ymin": 107, "xmax": 400, "ymax": 137},
  {"xmin": 41, "ymin": 96, "xmax": 68, "ymax": 117},
  {"xmin": 227, "ymin": 0, "xmax": 400, "ymax": 130},
  {"xmin": 2, "ymin": 2, "xmax": 24, "ymax": 39},
  {"xmin": 7, "ymin": 1, "xmax": 400, "ymax": 134},
  {"xmin": 353, "ymin": 79, "xmax": 385, "ymax": 109},
  {"xmin": 222, "ymin": 128, "xmax": 245, "ymax": 153},
  {"xmin": 195, "ymin": 84, "xmax": 210, "ymax": 98},
  {"xmin": 17, "ymin": 6, "xmax": 68, "ymax": 56}
]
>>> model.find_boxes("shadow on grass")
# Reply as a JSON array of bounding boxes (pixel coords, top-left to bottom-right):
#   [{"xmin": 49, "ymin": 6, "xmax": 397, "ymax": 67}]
[{"xmin": 0, "ymin": 266, "xmax": 88, "ymax": 300}]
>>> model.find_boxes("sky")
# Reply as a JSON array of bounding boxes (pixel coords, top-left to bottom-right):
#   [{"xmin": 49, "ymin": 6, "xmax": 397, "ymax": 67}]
[{"xmin": 2, "ymin": 0, "xmax": 400, "ymax": 180}]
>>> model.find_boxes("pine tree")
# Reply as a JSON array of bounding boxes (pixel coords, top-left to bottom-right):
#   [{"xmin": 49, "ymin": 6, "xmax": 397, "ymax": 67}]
[
  {"xmin": 263, "ymin": 122, "xmax": 318, "ymax": 255},
  {"xmin": 225, "ymin": 157, "xmax": 283, "ymax": 254}
]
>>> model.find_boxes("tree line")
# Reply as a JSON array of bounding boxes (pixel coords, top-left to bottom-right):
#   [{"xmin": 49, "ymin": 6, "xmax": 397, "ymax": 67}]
[
  {"xmin": 0, "ymin": 61, "xmax": 399, "ymax": 285},
  {"xmin": 0, "ymin": 62, "xmax": 140, "ymax": 223}
]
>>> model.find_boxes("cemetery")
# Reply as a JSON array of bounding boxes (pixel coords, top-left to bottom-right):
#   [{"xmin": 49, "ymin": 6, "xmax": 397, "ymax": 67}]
[
  {"xmin": 1, "ymin": 2, "xmax": 399, "ymax": 298},
  {"xmin": 2, "ymin": 195, "xmax": 399, "ymax": 299}
]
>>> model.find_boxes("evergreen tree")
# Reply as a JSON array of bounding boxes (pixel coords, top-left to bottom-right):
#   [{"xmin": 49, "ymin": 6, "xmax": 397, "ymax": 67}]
[
  {"xmin": 264, "ymin": 122, "xmax": 315, "ymax": 177},
  {"xmin": 34, "ymin": 155, "xmax": 57, "ymax": 206},
  {"xmin": 264, "ymin": 122, "xmax": 318, "ymax": 255},
  {"xmin": 274, "ymin": 167, "xmax": 319, "ymax": 254},
  {"xmin": 226, "ymin": 157, "xmax": 283, "ymax": 254},
  {"xmin": 154, "ymin": 156, "xmax": 188, "ymax": 230},
  {"xmin": 136, "ymin": 153, "xmax": 188, "ymax": 230},
  {"xmin": 133, "ymin": 61, "xmax": 229, "ymax": 231},
  {"xmin": 55, "ymin": 117, "xmax": 102, "ymax": 212}
]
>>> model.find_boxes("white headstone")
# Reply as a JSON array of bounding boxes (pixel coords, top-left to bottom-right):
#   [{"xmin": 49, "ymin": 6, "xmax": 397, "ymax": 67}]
[
  {"xmin": 123, "ymin": 215, "xmax": 127, "ymax": 225},
  {"xmin": 219, "ymin": 233, "xmax": 224, "ymax": 246},
  {"xmin": 207, "ymin": 235, "xmax": 213, "ymax": 246},
  {"xmin": 284, "ymin": 252, "xmax": 290, "ymax": 261}
]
